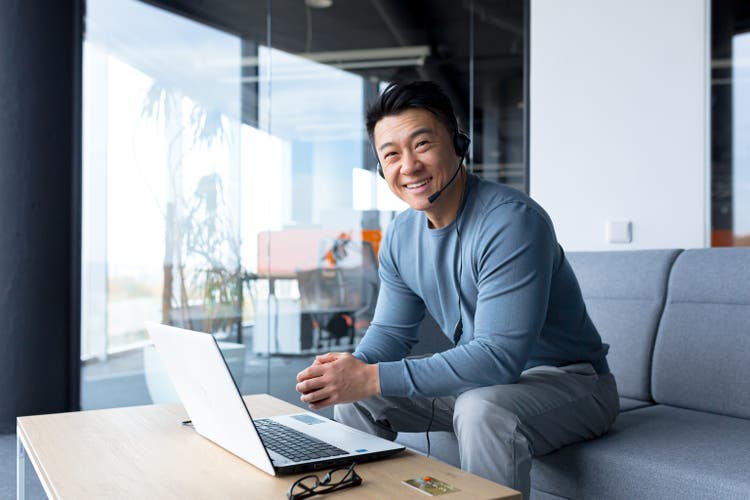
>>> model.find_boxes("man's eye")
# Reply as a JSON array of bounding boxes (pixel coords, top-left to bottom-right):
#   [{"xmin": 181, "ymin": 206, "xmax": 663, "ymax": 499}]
[{"xmin": 416, "ymin": 140, "xmax": 429, "ymax": 148}]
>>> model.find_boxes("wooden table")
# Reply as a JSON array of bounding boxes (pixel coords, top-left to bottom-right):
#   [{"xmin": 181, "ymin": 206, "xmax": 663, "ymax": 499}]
[{"xmin": 17, "ymin": 394, "xmax": 520, "ymax": 499}]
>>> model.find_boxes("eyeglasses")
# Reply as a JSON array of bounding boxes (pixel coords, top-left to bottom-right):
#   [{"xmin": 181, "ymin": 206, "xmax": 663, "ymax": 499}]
[{"xmin": 287, "ymin": 462, "xmax": 362, "ymax": 500}]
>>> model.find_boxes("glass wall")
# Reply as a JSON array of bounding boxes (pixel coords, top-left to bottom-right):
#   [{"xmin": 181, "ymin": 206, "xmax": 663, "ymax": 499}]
[
  {"xmin": 712, "ymin": 0, "xmax": 750, "ymax": 246},
  {"xmin": 81, "ymin": 0, "xmax": 527, "ymax": 413},
  {"xmin": 82, "ymin": 0, "xmax": 247, "ymax": 408}
]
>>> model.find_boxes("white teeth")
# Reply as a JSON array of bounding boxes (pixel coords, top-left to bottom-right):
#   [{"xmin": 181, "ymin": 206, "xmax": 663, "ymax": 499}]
[{"xmin": 406, "ymin": 178, "xmax": 430, "ymax": 189}]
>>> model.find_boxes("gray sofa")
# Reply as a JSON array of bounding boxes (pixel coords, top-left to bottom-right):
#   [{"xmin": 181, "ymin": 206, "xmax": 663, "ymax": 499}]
[{"xmin": 397, "ymin": 248, "xmax": 750, "ymax": 499}]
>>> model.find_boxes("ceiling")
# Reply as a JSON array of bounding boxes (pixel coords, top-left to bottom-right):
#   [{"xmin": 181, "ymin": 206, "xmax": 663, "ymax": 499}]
[
  {"xmin": 86, "ymin": 0, "xmax": 528, "ymax": 183},
  {"xmin": 141, "ymin": 0, "xmax": 527, "ymax": 126}
]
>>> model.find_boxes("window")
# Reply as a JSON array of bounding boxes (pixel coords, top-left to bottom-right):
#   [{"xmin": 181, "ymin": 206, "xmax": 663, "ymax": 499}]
[{"xmin": 81, "ymin": 0, "xmax": 527, "ymax": 413}]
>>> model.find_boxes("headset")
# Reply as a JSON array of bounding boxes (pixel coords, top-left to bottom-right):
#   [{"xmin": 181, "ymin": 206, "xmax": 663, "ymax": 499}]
[
  {"xmin": 371, "ymin": 128, "xmax": 470, "ymax": 343},
  {"xmin": 374, "ymin": 131, "xmax": 471, "ymax": 202}
]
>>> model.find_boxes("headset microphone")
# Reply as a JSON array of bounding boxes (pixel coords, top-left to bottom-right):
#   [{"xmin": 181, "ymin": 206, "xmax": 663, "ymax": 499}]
[
  {"xmin": 427, "ymin": 159, "xmax": 463, "ymax": 204},
  {"xmin": 427, "ymin": 132, "xmax": 470, "ymax": 204}
]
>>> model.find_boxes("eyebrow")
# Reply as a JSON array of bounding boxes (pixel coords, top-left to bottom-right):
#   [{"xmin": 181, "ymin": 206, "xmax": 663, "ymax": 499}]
[{"xmin": 377, "ymin": 127, "xmax": 435, "ymax": 152}]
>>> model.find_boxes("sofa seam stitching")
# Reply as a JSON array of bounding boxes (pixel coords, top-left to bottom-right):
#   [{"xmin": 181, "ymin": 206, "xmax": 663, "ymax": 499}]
[
  {"xmin": 649, "ymin": 250, "xmax": 684, "ymax": 402},
  {"xmin": 665, "ymin": 299, "xmax": 750, "ymax": 307},
  {"xmin": 583, "ymin": 296, "xmax": 662, "ymax": 302},
  {"xmin": 531, "ymin": 486, "xmax": 575, "ymax": 500}
]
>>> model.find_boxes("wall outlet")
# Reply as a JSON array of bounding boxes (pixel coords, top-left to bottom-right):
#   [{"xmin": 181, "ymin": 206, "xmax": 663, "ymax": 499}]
[{"xmin": 606, "ymin": 220, "xmax": 632, "ymax": 243}]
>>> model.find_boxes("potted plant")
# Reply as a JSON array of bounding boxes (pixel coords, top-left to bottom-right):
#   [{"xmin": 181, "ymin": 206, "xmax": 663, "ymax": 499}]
[{"xmin": 140, "ymin": 83, "xmax": 246, "ymax": 403}]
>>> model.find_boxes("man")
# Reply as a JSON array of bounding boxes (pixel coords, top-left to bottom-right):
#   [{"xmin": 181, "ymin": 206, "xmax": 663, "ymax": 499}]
[{"xmin": 295, "ymin": 81, "xmax": 619, "ymax": 498}]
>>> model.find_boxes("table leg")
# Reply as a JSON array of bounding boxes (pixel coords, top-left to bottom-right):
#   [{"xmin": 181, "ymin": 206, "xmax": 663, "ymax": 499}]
[
  {"xmin": 269, "ymin": 277, "xmax": 280, "ymax": 353},
  {"xmin": 16, "ymin": 430, "xmax": 25, "ymax": 500}
]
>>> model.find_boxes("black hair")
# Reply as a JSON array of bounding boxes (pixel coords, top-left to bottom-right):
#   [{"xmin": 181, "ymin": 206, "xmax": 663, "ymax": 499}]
[{"xmin": 365, "ymin": 81, "xmax": 459, "ymax": 140}]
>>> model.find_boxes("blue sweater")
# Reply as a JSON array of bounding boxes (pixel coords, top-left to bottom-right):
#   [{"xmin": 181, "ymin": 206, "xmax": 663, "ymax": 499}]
[{"xmin": 353, "ymin": 174, "xmax": 609, "ymax": 397}]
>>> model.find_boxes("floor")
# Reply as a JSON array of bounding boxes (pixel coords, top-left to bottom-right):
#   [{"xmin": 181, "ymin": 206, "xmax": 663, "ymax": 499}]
[
  {"xmin": 0, "ymin": 434, "xmax": 45, "ymax": 499},
  {"xmin": 0, "ymin": 337, "xmax": 336, "ymax": 498}
]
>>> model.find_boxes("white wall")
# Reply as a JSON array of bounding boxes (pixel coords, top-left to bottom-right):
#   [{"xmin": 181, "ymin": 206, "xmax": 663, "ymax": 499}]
[{"xmin": 530, "ymin": 0, "xmax": 709, "ymax": 250}]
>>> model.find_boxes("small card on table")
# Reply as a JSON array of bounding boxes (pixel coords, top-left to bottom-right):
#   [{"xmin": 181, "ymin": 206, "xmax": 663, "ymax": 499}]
[{"xmin": 402, "ymin": 476, "xmax": 460, "ymax": 496}]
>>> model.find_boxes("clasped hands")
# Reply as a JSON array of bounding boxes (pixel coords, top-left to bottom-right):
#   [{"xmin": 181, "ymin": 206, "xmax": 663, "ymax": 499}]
[{"xmin": 295, "ymin": 352, "xmax": 380, "ymax": 410}]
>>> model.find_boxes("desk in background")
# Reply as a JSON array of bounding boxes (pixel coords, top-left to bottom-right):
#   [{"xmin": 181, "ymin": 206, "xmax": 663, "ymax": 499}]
[
  {"xmin": 251, "ymin": 234, "xmax": 379, "ymax": 355},
  {"xmin": 253, "ymin": 295, "xmax": 358, "ymax": 354}
]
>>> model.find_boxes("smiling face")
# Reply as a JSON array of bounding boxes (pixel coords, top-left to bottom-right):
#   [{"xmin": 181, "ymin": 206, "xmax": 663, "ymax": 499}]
[{"xmin": 373, "ymin": 108, "xmax": 464, "ymax": 228}]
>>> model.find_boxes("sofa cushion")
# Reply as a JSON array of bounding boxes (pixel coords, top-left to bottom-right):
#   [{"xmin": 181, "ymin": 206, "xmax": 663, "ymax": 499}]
[
  {"xmin": 566, "ymin": 250, "xmax": 680, "ymax": 401},
  {"xmin": 651, "ymin": 248, "xmax": 750, "ymax": 419},
  {"xmin": 531, "ymin": 404, "xmax": 750, "ymax": 500},
  {"xmin": 618, "ymin": 397, "xmax": 652, "ymax": 412}
]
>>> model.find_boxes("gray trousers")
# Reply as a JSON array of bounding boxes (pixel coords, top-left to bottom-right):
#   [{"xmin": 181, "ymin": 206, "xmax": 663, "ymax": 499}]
[{"xmin": 334, "ymin": 363, "xmax": 619, "ymax": 500}]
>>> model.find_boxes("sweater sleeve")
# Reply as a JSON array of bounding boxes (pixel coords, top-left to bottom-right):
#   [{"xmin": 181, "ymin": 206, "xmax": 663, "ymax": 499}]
[
  {"xmin": 352, "ymin": 224, "xmax": 426, "ymax": 365},
  {"xmin": 376, "ymin": 202, "xmax": 556, "ymax": 397}
]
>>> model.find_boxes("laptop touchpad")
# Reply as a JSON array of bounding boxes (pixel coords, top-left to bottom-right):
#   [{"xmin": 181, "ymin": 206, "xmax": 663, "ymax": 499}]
[{"xmin": 291, "ymin": 414, "xmax": 324, "ymax": 425}]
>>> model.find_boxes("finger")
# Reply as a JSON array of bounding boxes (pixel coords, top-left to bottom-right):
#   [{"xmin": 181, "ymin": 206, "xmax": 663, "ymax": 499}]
[
  {"xmin": 297, "ymin": 364, "xmax": 326, "ymax": 382},
  {"xmin": 304, "ymin": 389, "xmax": 335, "ymax": 409},
  {"xmin": 296, "ymin": 365, "xmax": 311, "ymax": 382},
  {"xmin": 301, "ymin": 386, "xmax": 332, "ymax": 405},
  {"xmin": 308, "ymin": 397, "xmax": 334, "ymax": 410},
  {"xmin": 312, "ymin": 353, "xmax": 336, "ymax": 365},
  {"xmin": 296, "ymin": 372, "xmax": 330, "ymax": 394},
  {"xmin": 315, "ymin": 352, "xmax": 339, "ymax": 364}
]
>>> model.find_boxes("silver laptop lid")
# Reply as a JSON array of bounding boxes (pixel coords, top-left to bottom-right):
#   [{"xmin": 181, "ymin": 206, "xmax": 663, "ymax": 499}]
[{"xmin": 145, "ymin": 322, "xmax": 276, "ymax": 475}]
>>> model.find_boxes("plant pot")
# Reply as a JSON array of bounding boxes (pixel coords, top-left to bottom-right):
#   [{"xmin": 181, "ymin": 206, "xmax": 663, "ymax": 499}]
[{"xmin": 143, "ymin": 340, "xmax": 246, "ymax": 404}]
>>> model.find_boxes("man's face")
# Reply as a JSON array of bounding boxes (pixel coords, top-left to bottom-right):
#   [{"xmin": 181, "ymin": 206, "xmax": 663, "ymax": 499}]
[{"xmin": 373, "ymin": 108, "xmax": 460, "ymax": 213}]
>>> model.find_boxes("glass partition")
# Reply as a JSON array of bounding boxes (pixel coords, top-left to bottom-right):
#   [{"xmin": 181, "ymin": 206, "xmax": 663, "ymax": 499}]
[
  {"xmin": 81, "ymin": 0, "xmax": 527, "ymax": 413},
  {"xmin": 82, "ymin": 0, "xmax": 253, "ymax": 408},
  {"xmin": 711, "ymin": 0, "xmax": 750, "ymax": 246}
]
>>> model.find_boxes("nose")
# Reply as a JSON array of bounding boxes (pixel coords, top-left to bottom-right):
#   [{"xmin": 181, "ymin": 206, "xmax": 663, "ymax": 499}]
[{"xmin": 399, "ymin": 149, "xmax": 420, "ymax": 175}]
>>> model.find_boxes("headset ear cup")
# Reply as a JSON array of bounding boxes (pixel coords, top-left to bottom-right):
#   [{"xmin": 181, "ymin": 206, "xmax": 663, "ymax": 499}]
[
  {"xmin": 454, "ymin": 132, "xmax": 471, "ymax": 158},
  {"xmin": 370, "ymin": 142, "xmax": 385, "ymax": 179}
]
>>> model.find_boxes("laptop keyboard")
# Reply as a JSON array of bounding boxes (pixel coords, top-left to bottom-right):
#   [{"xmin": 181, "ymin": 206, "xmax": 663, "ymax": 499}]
[{"xmin": 254, "ymin": 419, "xmax": 348, "ymax": 462}]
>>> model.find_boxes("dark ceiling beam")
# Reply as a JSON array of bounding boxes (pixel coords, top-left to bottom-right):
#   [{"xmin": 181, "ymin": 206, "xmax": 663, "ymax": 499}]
[
  {"xmin": 465, "ymin": 0, "xmax": 524, "ymax": 38},
  {"xmin": 368, "ymin": 0, "xmax": 410, "ymax": 47}
]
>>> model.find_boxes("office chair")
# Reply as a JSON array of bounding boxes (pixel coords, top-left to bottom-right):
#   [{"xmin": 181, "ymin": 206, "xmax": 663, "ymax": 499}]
[{"xmin": 296, "ymin": 240, "xmax": 379, "ymax": 350}]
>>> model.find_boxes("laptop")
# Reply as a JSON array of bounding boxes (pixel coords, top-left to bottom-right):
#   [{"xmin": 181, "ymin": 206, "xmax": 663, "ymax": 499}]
[{"xmin": 145, "ymin": 322, "xmax": 404, "ymax": 475}]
